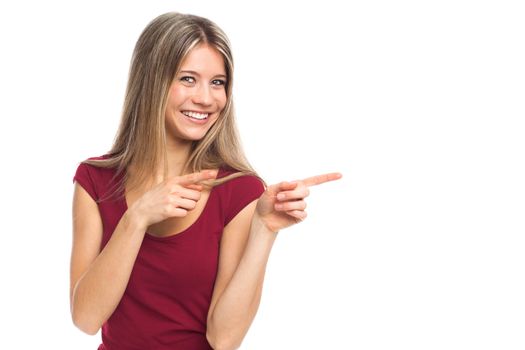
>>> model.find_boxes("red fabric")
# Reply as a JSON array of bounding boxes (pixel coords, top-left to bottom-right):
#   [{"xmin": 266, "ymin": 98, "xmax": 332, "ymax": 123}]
[{"xmin": 73, "ymin": 155, "xmax": 265, "ymax": 350}]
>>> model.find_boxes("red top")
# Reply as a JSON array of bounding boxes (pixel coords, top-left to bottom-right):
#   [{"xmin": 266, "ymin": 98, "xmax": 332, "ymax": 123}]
[{"xmin": 73, "ymin": 156, "xmax": 265, "ymax": 350}]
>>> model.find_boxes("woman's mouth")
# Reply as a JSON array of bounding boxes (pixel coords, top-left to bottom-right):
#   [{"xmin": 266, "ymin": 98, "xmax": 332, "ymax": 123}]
[{"xmin": 181, "ymin": 110, "xmax": 209, "ymax": 120}]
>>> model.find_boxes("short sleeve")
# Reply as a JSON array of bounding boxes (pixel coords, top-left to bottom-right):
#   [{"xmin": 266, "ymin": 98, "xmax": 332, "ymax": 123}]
[
  {"xmin": 73, "ymin": 162, "xmax": 98, "ymax": 202},
  {"xmin": 224, "ymin": 175, "xmax": 265, "ymax": 226}
]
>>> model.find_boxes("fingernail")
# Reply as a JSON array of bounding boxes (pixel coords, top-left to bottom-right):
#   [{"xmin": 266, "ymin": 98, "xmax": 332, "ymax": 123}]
[{"xmin": 277, "ymin": 193, "xmax": 285, "ymax": 200}]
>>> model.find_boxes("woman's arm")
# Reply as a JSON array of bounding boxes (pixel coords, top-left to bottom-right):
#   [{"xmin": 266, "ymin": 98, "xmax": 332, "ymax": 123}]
[
  {"xmin": 70, "ymin": 183, "xmax": 147, "ymax": 335},
  {"xmin": 206, "ymin": 202, "xmax": 277, "ymax": 350},
  {"xmin": 206, "ymin": 173, "xmax": 342, "ymax": 350}
]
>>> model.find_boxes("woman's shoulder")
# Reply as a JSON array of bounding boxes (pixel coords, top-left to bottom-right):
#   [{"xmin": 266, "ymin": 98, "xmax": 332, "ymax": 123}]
[
  {"xmin": 78, "ymin": 154, "xmax": 119, "ymax": 170},
  {"xmin": 217, "ymin": 166, "xmax": 263, "ymax": 184},
  {"xmin": 214, "ymin": 166, "xmax": 265, "ymax": 225},
  {"xmin": 215, "ymin": 166, "xmax": 265, "ymax": 197},
  {"xmin": 82, "ymin": 153, "xmax": 113, "ymax": 163},
  {"xmin": 74, "ymin": 154, "xmax": 121, "ymax": 183},
  {"xmin": 73, "ymin": 154, "xmax": 123, "ymax": 202}
]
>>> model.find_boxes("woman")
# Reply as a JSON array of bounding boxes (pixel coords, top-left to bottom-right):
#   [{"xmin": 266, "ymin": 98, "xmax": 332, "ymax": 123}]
[{"xmin": 70, "ymin": 12, "xmax": 341, "ymax": 350}]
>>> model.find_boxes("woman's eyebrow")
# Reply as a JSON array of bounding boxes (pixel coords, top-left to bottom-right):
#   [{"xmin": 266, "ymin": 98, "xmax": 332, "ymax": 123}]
[{"xmin": 179, "ymin": 70, "xmax": 227, "ymax": 79}]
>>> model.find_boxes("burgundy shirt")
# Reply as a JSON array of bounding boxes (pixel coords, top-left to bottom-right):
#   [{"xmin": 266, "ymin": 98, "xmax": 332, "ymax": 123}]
[{"xmin": 73, "ymin": 156, "xmax": 265, "ymax": 350}]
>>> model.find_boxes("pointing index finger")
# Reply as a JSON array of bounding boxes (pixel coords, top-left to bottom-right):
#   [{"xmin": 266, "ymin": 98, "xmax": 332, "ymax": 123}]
[
  {"xmin": 177, "ymin": 169, "xmax": 218, "ymax": 186},
  {"xmin": 301, "ymin": 172, "xmax": 342, "ymax": 187}
]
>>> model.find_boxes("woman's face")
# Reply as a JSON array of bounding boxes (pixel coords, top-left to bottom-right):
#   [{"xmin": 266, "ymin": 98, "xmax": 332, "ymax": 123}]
[{"xmin": 165, "ymin": 43, "xmax": 227, "ymax": 146}]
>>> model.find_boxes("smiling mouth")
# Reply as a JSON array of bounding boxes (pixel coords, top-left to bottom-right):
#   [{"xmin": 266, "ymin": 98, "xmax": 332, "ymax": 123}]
[{"xmin": 181, "ymin": 110, "xmax": 210, "ymax": 120}]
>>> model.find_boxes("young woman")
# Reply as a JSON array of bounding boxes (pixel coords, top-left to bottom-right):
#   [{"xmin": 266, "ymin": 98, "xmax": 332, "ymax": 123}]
[{"xmin": 70, "ymin": 12, "xmax": 341, "ymax": 350}]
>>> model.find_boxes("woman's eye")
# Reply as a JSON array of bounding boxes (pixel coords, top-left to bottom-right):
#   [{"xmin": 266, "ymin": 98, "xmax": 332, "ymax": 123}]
[
  {"xmin": 181, "ymin": 76, "xmax": 195, "ymax": 83},
  {"xmin": 180, "ymin": 76, "xmax": 225, "ymax": 86}
]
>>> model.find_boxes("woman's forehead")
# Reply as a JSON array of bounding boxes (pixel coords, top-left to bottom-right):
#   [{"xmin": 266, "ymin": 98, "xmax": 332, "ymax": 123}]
[{"xmin": 179, "ymin": 44, "xmax": 226, "ymax": 76}]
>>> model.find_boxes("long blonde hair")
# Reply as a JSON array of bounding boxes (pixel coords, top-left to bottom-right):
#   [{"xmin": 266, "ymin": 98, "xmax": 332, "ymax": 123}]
[{"xmin": 83, "ymin": 12, "xmax": 261, "ymax": 199}]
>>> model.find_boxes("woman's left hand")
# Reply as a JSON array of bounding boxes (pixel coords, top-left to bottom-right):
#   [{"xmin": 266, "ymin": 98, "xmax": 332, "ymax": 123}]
[{"xmin": 255, "ymin": 172, "xmax": 342, "ymax": 233}]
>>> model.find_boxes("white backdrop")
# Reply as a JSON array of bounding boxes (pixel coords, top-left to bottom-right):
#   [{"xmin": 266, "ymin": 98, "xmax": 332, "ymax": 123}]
[{"xmin": 0, "ymin": 0, "xmax": 524, "ymax": 349}]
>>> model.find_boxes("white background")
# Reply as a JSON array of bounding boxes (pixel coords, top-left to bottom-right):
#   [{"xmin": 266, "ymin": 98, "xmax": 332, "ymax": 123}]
[{"xmin": 0, "ymin": 0, "xmax": 524, "ymax": 349}]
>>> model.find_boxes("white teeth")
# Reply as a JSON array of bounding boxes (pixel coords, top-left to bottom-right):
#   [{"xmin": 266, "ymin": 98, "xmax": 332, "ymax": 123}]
[{"xmin": 182, "ymin": 111, "xmax": 209, "ymax": 120}]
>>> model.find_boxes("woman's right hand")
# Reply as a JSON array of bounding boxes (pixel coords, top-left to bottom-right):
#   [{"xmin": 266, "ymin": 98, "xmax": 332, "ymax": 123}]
[{"xmin": 127, "ymin": 169, "xmax": 218, "ymax": 229}]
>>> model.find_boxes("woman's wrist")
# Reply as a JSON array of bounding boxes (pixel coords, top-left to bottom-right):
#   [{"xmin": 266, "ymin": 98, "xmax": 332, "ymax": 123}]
[
  {"xmin": 123, "ymin": 207, "xmax": 148, "ymax": 233},
  {"xmin": 251, "ymin": 212, "xmax": 279, "ymax": 237}
]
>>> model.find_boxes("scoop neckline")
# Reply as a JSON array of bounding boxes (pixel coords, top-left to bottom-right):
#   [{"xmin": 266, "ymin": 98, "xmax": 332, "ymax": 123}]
[{"xmin": 120, "ymin": 168, "xmax": 224, "ymax": 242}]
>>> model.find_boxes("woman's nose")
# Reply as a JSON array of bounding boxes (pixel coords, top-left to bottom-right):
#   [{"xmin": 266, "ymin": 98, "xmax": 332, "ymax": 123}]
[{"xmin": 192, "ymin": 83, "xmax": 212, "ymax": 106}]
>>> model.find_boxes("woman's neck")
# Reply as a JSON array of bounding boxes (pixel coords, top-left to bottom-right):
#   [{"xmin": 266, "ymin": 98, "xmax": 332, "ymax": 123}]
[
  {"xmin": 164, "ymin": 138, "xmax": 193, "ymax": 178},
  {"xmin": 127, "ymin": 140, "xmax": 194, "ymax": 187}
]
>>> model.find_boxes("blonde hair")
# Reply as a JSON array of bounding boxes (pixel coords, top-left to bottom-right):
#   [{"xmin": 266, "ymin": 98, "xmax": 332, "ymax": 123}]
[{"xmin": 83, "ymin": 12, "xmax": 261, "ymax": 199}]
